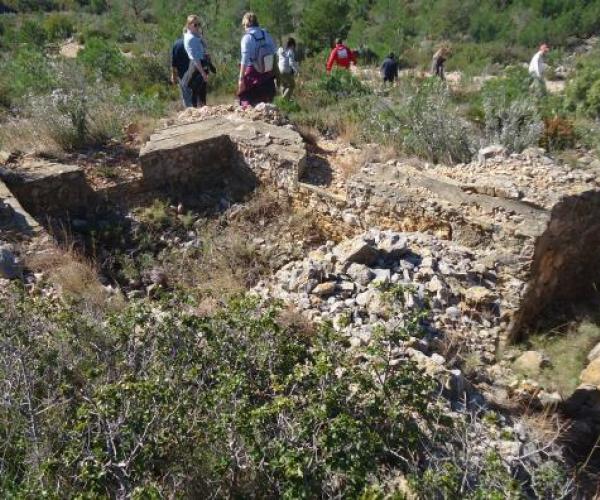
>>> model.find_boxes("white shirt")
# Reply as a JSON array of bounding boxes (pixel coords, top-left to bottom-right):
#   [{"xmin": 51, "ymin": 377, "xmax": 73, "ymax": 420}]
[
  {"xmin": 529, "ymin": 51, "xmax": 544, "ymax": 78},
  {"xmin": 277, "ymin": 47, "xmax": 299, "ymax": 74}
]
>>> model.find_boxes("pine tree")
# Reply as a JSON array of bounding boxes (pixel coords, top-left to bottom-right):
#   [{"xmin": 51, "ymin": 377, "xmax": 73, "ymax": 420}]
[{"xmin": 299, "ymin": 0, "xmax": 351, "ymax": 52}]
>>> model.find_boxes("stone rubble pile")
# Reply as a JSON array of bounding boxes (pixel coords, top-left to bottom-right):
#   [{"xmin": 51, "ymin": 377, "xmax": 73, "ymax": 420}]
[
  {"xmin": 253, "ymin": 229, "xmax": 569, "ymax": 468},
  {"xmin": 426, "ymin": 146, "xmax": 600, "ymax": 210},
  {"xmin": 255, "ymin": 230, "xmax": 507, "ymax": 368},
  {"xmin": 165, "ymin": 103, "xmax": 289, "ymax": 128}
]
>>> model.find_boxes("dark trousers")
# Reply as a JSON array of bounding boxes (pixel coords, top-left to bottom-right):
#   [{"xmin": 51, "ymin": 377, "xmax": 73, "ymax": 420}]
[{"xmin": 192, "ymin": 79, "xmax": 207, "ymax": 107}]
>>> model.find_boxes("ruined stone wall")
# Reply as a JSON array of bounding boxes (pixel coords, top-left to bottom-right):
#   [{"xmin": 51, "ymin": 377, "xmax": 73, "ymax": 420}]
[
  {"xmin": 510, "ymin": 189, "xmax": 600, "ymax": 340},
  {"xmin": 139, "ymin": 117, "xmax": 306, "ymax": 200},
  {"xmin": 3, "ymin": 114, "xmax": 599, "ymax": 343},
  {"xmin": 0, "ymin": 162, "xmax": 95, "ymax": 217}
]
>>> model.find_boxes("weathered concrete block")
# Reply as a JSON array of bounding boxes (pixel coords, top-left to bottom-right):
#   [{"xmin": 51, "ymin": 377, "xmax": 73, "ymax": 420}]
[
  {"xmin": 0, "ymin": 178, "xmax": 39, "ymax": 234},
  {"xmin": 139, "ymin": 116, "xmax": 307, "ymax": 198},
  {"xmin": 0, "ymin": 161, "xmax": 93, "ymax": 216}
]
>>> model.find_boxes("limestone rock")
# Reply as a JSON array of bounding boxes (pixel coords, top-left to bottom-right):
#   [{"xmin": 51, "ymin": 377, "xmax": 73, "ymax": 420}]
[
  {"xmin": 587, "ymin": 342, "xmax": 600, "ymax": 362},
  {"xmin": 334, "ymin": 237, "xmax": 379, "ymax": 266},
  {"xmin": 513, "ymin": 351, "xmax": 546, "ymax": 376},
  {"xmin": 371, "ymin": 268, "xmax": 391, "ymax": 285},
  {"xmin": 346, "ymin": 263, "xmax": 374, "ymax": 286},
  {"xmin": 378, "ymin": 234, "xmax": 408, "ymax": 259},
  {"xmin": 311, "ymin": 281, "xmax": 336, "ymax": 296},
  {"xmin": 464, "ymin": 286, "xmax": 495, "ymax": 306},
  {"xmin": 478, "ymin": 145, "xmax": 506, "ymax": 163},
  {"xmin": 580, "ymin": 358, "xmax": 600, "ymax": 387}
]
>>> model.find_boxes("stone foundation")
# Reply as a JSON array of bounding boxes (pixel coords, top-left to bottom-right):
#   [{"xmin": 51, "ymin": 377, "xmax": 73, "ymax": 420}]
[
  {"xmin": 139, "ymin": 116, "xmax": 306, "ymax": 197},
  {"xmin": 0, "ymin": 161, "xmax": 94, "ymax": 217},
  {"xmin": 0, "ymin": 178, "xmax": 39, "ymax": 234},
  {"xmin": 2, "ymin": 114, "xmax": 599, "ymax": 342}
]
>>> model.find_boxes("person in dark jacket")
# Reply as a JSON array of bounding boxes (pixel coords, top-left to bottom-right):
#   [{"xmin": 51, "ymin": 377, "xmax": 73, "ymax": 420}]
[
  {"xmin": 381, "ymin": 52, "xmax": 399, "ymax": 85},
  {"xmin": 431, "ymin": 46, "xmax": 450, "ymax": 80},
  {"xmin": 171, "ymin": 37, "xmax": 193, "ymax": 107}
]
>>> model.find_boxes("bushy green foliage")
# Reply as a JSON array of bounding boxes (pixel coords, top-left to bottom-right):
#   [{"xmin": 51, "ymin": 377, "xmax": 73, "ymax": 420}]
[
  {"xmin": 0, "ymin": 289, "xmax": 443, "ymax": 497},
  {"xmin": 362, "ymin": 79, "xmax": 474, "ymax": 164},
  {"xmin": 77, "ymin": 37, "xmax": 130, "ymax": 79},
  {"xmin": 25, "ymin": 63, "xmax": 131, "ymax": 150},
  {"xmin": 403, "ymin": 79, "xmax": 475, "ymax": 163},
  {"xmin": 481, "ymin": 66, "xmax": 543, "ymax": 152},
  {"xmin": 412, "ymin": 451, "xmax": 521, "ymax": 499},
  {"xmin": 42, "ymin": 12, "xmax": 75, "ymax": 41},
  {"xmin": 300, "ymin": 0, "xmax": 351, "ymax": 52},
  {"xmin": 312, "ymin": 69, "xmax": 370, "ymax": 104},
  {"xmin": 0, "ymin": 46, "xmax": 57, "ymax": 104},
  {"xmin": 565, "ymin": 50, "xmax": 600, "ymax": 119}
]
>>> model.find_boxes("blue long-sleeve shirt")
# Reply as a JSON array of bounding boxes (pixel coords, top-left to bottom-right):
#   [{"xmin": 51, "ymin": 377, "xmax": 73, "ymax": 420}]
[
  {"xmin": 184, "ymin": 30, "xmax": 205, "ymax": 64},
  {"xmin": 240, "ymin": 26, "xmax": 276, "ymax": 68}
]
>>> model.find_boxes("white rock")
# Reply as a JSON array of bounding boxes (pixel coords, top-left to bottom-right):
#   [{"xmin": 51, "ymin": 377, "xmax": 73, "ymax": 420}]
[{"xmin": 588, "ymin": 342, "xmax": 600, "ymax": 362}]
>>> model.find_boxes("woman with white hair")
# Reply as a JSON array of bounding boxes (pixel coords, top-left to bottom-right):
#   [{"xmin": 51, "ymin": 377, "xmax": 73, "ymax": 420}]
[{"xmin": 237, "ymin": 12, "xmax": 277, "ymax": 107}]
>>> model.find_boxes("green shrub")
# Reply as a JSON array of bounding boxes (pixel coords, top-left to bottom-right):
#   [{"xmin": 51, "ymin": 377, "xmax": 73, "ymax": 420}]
[
  {"xmin": 89, "ymin": 0, "xmax": 109, "ymax": 14},
  {"xmin": 0, "ymin": 46, "xmax": 57, "ymax": 105},
  {"xmin": 16, "ymin": 18, "xmax": 48, "ymax": 46},
  {"xmin": 0, "ymin": 290, "xmax": 442, "ymax": 497},
  {"xmin": 482, "ymin": 66, "xmax": 543, "ymax": 152},
  {"xmin": 309, "ymin": 69, "xmax": 370, "ymax": 107},
  {"xmin": 565, "ymin": 51, "xmax": 600, "ymax": 119},
  {"xmin": 43, "ymin": 13, "xmax": 75, "ymax": 42},
  {"xmin": 404, "ymin": 79, "xmax": 475, "ymax": 163},
  {"xmin": 77, "ymin": 37, "xmax": 129, "ymax": 79},
  {"xmin": 26, "ymin": 64, "xmax": 129, "ymax": 150}
]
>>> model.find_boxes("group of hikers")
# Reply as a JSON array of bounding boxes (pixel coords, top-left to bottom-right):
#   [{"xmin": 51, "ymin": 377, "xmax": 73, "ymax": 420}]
[{"xmin": 171, "ymin": 12, "xmax": 552, "ymax": 109}]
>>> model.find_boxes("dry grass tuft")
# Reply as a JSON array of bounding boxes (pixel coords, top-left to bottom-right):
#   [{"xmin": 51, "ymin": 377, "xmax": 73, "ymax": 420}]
[
  {"xmin": 296, "ymin": 124, "xmax": 319, "ymax": 146},
  {"xmin": 0, "ymin": 118, "xmax": 60, "ymax": 155}
]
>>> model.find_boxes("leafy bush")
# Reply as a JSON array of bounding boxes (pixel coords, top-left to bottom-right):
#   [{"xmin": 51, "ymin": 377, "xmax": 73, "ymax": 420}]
[
  {"xmin": 42, "ymin": 13, "xmax": 75, "ymax": 41},
  {"xmin": 565, "ymin": 50, "xmax": 600, "ymax": 119},
  {"xmin": 77, "ymin": 37, "xmax": 129, "ymax": 79},
  {"xmin": 484, "ymin": 95, "xmax": 543, "ymax": 153},
  {"xmin": 482, "ymin": 67, "xmax": 543, "ymax": 152},
  {"xmin": 310, "ymin": 69, "xmax": 370, "ymax": 107},
  {"xmin": 403, "ymin": 79, "xmax": 475, "ymax": 164},
  {"xmin": 16, "ymin": 18, "xmax": 48, "ymax": 46},
  {"xmin": 26, "ymin": 64, "xmax": 129, "ymax": 150},
  {"xmin": 0, "ymin": 290, "xmax": 443, "ymax": 497},
  {"xmin": 0, "ymin": 46, "xmax": 57, "ymax": 106}
]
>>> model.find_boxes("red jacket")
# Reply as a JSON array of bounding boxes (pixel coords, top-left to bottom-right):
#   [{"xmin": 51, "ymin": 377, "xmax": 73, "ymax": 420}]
[{"xmin": 326, "ymin": 43, "xmax": 356, "ymax": 72}]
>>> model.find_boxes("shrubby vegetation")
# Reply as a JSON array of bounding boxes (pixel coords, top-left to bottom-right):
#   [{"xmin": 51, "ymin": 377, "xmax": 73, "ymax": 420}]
[
  {"xmin": 0, "ymin": 287, "xmax": 437, "ymax": 496},
  {"xmin": 0, "ymin": 285, "xmax": 575, "ymax": 497},
  {"xmin": 1, "ymin": 0, "xmax": 598, "ymax": 157}
]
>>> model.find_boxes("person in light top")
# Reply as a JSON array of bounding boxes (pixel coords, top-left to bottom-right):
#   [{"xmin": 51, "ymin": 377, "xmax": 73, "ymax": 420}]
[
  {"xmin": 277, "ymin": 37, "xmax": 299, "ymax": 99},
  {"xmin": 237, "ymin": 12, "xmax": 277, "ymax": 107},
  {"xmin": 529, "ymin": 43, "xmax": 550, "ymax": 94}
]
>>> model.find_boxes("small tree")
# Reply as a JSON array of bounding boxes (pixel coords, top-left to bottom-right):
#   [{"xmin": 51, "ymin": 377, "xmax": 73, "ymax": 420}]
[
  {"xmin": 250, "ymin": 0, "xmax": 294, "ymax": 45},
  {"xmin": 299, "ymin": 0, "xmax": 351, "ymax": 53}
]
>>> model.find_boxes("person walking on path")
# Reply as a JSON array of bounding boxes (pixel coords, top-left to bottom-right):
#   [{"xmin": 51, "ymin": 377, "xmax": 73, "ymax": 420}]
[
  {"xmin": 381, "ymin": 52, "xmax": 399, "ymax": 86},
  {"xmin": 277, "ymin": 37, "xmax": 299, "ymax": 99},
  {"xmin": 171, "ymin": 36, "xmax": 193, "ymax": 107},
  {"xmin": 182, "ymin": 15, "xmax": 210, "ymax": 107},
  {"xmin": 237, "ymin": 12, "xmax": 277, "ymax": 107},
  {"xmin": 529, "ymin": 43, "xmax": 549, "ymax": 95},
  {"xmin": 431, "ymin": 46, "xmax": 450, "ymax": 80},
  {"xmin": 326, "ymin": 38, "xmax": 356, "ymax": 74}
]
